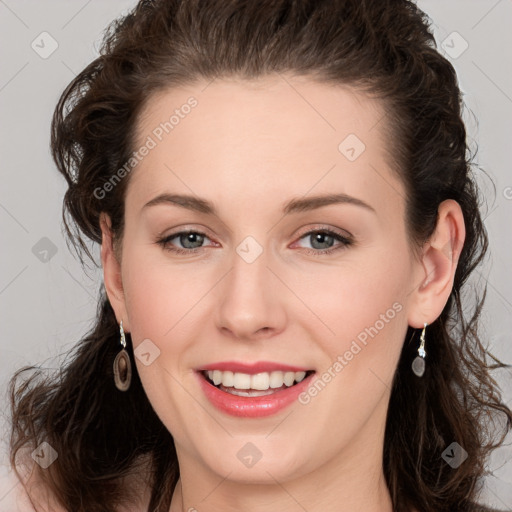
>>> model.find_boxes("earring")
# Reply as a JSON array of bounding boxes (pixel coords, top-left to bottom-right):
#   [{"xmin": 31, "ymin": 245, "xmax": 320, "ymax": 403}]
[
  {"xmin": 113, "ymin": 320, "xmax": 132, "ymax": 391},
  {"xmin": 412, "ymin": 322, "xmax": 427, "ymax": 377}
]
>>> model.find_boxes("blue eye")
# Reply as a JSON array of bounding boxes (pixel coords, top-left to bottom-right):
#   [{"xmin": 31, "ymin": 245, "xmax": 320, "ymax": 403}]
[
  {"xmin": 156, "ymin": 228, "xmax": 353, "ymax": 256},
  {"xmin": 156, "ymin": 230, "xmax": 212, "ymax": 254},
  {"xmin": 295, "ymin": 229, "xmax": 353, "ymax": 255}
]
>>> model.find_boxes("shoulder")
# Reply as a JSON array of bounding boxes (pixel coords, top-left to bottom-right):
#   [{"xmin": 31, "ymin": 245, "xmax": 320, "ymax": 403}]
[
  {"xmin": 468, "ymin": 504, "xmax": 511, "ymax": 512},
  {"xmin": 0, "ymin": 463, "xmax": 37, "ymax": 512},
  {"xmin": 1, "ymin": 449, "xmax": 153, "ymax": 512},
  {"xmin": 0, "ymin": 453, "xmax": 67, "ymax": 512}
]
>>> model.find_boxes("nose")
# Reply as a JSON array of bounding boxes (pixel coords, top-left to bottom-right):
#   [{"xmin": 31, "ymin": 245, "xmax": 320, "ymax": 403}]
[{"xmin": 214, "ymin": 244, "xmax": 286, "ymax": 342}]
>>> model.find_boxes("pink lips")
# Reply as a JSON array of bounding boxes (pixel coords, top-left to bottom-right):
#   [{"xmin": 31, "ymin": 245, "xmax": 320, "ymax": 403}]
[
  {"xmin": 198, "ymin": 361, "xmax": 311, "ymax": 374},
  {"xmin": 195, "ymin": 361, "xmax": 315, "ymax": 418}
]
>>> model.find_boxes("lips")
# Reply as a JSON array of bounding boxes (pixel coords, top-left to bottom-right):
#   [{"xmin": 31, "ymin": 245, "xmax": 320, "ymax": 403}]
[
  {"xmin": 195, "ymin": 361, "xmax": 316, "ymax": 417},
  {"xmin": 199, "ymin": 361, "xmax": 312, "ymax": 374}
]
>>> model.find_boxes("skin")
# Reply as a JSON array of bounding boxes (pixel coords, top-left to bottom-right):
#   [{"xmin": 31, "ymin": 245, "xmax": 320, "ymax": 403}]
[{"xmin": 100, "ymin": 74, "xmax": 465, "ymax": 512}]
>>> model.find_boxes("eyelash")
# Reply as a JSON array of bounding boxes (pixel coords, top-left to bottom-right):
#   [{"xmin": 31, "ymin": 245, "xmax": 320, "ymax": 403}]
[{"xmin": 156, "ymin": 227, "xmax": 353, "ymax": 256}]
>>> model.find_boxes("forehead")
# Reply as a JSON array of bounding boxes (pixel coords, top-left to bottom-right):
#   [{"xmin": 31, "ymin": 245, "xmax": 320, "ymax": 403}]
[{"xmin": 127, "ymin": 75, "xmax": 404, "ymax": 221}]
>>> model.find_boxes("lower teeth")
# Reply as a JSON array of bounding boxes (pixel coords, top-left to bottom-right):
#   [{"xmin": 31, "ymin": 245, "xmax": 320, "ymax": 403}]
[{"xmin": 217, "ymin": 383, "xmax": 288, "ymax": 397}]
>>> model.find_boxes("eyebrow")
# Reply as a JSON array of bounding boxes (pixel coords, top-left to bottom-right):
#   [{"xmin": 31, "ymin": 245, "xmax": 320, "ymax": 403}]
[{"xmin": 142, "ymin": 192, "xmax": 376, "ymax": 215}]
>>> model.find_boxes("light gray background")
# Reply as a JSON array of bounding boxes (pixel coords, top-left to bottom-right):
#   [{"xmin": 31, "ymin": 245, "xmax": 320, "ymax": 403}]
[{"xmin": 0, "ymin": 0, "xmax": 511, "ymax": 509}]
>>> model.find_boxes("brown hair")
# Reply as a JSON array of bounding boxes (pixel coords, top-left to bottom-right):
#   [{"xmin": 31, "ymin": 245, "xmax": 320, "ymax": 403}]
[{"xmin": 8, "ymin": 1, "xmax": 512, "ymax": 511}]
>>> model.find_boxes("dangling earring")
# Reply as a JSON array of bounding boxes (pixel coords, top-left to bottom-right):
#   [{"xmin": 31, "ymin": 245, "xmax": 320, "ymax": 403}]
[
  {"xmin": 412, "ymin": 322, "xmax": 428, "ymax": 377},
  {"xmin": 113, "ymin": 320, "xmax": 132, "ymax": 391}
]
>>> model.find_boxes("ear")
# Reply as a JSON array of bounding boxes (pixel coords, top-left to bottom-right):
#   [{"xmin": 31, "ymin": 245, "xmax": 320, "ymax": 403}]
[
  {"xmin": 100, "ymin": 212, "xmax": 130, "ymax": 331},
  {"xmin": 407, "ymin": 199, "xmax": 466, "ymax": 328}
]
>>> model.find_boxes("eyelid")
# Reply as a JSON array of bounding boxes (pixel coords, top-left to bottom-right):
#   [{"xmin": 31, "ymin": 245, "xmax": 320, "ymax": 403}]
[
  {"xmin": 156, "ymin": 224, "xmax": 215, "ymax": 241},
  {"xmin": 293, "ymin": 224, "xmax": 353, "ymax": 241}
]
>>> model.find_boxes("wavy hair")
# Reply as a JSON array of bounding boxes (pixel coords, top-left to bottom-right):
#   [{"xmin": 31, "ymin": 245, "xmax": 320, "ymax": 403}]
[{"xmin": 8, "ymin": 1, "xmax": 512, "ymax": 511}]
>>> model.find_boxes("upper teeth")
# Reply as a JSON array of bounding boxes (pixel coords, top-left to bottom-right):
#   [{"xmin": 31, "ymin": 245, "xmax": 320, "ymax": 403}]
[{"xmin": 206, "ymin": 370, "xmax": 307, "ymax": 390}]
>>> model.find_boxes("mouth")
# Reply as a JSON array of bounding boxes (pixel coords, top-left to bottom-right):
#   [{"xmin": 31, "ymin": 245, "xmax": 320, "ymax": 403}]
[
  {"xmin": 195, "ymin": 364, "xmax": 316, "ymax": 417},
  {"xmin": 201, "ymin": 369, "xmax": 316, "ymax": 397}
]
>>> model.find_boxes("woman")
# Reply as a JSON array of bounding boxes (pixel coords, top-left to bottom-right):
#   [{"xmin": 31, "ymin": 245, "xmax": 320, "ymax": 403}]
[{"xmin": 6, "ymin": 0, "xmax": 511, "ymax": 511}]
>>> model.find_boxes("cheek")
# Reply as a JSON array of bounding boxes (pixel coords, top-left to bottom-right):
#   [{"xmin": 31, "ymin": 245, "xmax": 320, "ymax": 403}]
[
  {"xmin": 120, "ymin": 251, "xmax": 204, "ymax": 441},
  {"xmin": 293, "ymin": 247, "xmax": 411, "ymax": 348},
  {"xmin": 293, "ymin": 252, "xmax": 411, "ymax": 439},
  {"xmin": 121, "ymin": 243, "xmax": 208, "ymax": 343}
]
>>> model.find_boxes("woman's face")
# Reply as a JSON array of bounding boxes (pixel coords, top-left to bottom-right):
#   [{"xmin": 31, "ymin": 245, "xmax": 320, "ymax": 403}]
[{"xmin": 104, "ymin": 75, "xmax": 430, "ymax": 488}]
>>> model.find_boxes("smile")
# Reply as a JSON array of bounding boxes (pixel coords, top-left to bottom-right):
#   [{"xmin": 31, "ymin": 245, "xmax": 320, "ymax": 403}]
[{"xmin": 196, "ymin": 362, "xmax": 316, "ymax": 417}]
